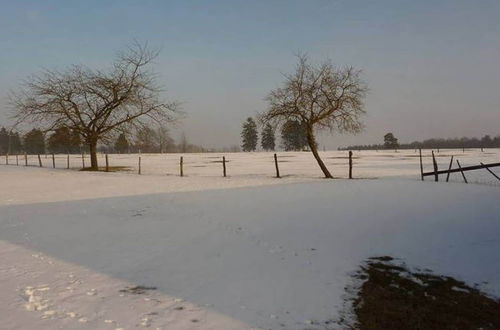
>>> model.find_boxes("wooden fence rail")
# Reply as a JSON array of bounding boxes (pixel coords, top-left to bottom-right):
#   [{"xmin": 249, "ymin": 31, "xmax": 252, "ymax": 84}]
[{"xmin": 422, "ymin": 162, "xmax": 500, "ymax": 177}]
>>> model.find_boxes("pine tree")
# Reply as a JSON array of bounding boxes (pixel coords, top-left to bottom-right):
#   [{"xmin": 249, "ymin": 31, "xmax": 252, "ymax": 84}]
[
  {"xmin": 24, "ymin": 129, "xmax": 45, "ymax": 154},
  {"xmin": 281, "ymin": 120, "xmax": 307, "ymax": 151},
  {"xmin": 70, "ymin": 129, "xmax": 81, "ymax": 153},
  {"xmin": 384, "ymin": 133, "xmax": 399, "ymax": 149},
  {"xmin": 47, "ymin": 127, "xmax": 73, "ymax": 153},
  {"xmin": 261, "ymin": 123, "xmax": 275, "ymax": 151},
  {"xmin": 0, "ymin": 128, "xmax": 24, "ymax": 154},
  {"xmin": 0, "ymin": 127, "xmax": 8, "ymax": 154},
  {"xmin": 114, "ymin": 133, "xmax": 129, "ymax": 153},
  {"xmin": 241, "ymin": 117, "xmax": 258, "ymax": 152},
  {"xmin": 9, "ymin": 132, "xmax": 23, "ymax": 154}
]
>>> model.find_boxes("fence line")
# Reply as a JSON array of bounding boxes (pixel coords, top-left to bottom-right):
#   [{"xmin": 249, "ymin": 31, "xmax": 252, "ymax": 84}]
[
  {"xmin": 420, "ymin": 149, "xmax": 500, "ymax": 183},
  {"xmin": 1, "ymin": 149, "xmax": 499, "ymax": 183}
]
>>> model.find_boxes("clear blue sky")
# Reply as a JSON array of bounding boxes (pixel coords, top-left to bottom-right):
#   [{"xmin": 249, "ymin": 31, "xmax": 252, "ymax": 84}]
[{"xmin": 1, "ymin": 0, "xmax": 499, "ymax": 148}]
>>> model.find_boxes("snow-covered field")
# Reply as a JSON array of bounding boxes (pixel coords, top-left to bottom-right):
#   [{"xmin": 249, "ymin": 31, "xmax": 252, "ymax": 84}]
[
  {"xmin": 2, "ymin": 148, "xmax": 500, "ymax": 185},
  {"xmin": 0, "ymin": 150, "xmax": 499, "ymax": 329}
]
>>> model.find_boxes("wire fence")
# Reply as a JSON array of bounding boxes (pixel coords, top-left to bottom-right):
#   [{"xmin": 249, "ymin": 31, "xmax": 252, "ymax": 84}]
[{"xmin": 1, "ymin": 149, "xmax": 499, "ymax": 184}]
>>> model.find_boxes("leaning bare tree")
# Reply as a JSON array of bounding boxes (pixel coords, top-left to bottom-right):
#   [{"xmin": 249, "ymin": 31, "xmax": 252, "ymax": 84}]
[
  {"xmin": 260, "ymin": 55, "xmax": 368, "ymax": 178},
  {"xmin": 10, "ymin": 42, "xmax": 179, "ymax": 170}
]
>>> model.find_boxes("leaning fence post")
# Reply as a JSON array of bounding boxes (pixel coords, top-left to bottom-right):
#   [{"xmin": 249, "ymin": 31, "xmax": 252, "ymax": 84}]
[
  {"xmin": 180, "ymin": 156, "xmax": 184, "ymax": 177},
  {"xmin": 431, "ymin": 151, "xmax": 438, "ymax": 182},
  {"xmin": 105, "ymin": 154, "xmax": 109, "ymax": 172},
  {"xmin": 456, "ymin": 160, "xmax": 468, "ymax": 183},
  {"xmin": 138, "ymin": 156, "xmax": 141, "ymax": 175},
  {"xmin": 222, "ymin": 156, "xmax": 227, "ymax": 177},
  {"xmin": 419, "ymin": 148, "xmax": 424, "ymax": 181},
  {"xmin": 480, "ymin": 162, "xmax": 500, "ymax": 182},
  {"xmin": 349, "ymin": 150, "xmax": 354, "ymax": 177},
  {"xmin": 52, "ymin": 153, "xmax": 56, "ymax": 168},
  {"xmin": 446, "ymin": 156, "xmax": 454, "ymax": 182},
  {"xmin": 38, "ymin": 154, "xmax": 42, "ymax": 167},
  {"xmin": 274, "ymin": 153, "xmax": 280, "ymax": 178}
]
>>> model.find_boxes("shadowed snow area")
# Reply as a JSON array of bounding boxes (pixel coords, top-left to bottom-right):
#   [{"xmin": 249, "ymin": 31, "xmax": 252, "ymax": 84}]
[{"xmin": 1, "ymin": 174, "xmax": 499, "ymax": 329}]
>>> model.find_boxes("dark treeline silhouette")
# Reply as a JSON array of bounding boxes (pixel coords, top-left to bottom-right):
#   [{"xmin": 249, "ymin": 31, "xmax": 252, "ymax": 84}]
[
  {"xmin": 0, "ymin": 125, "xmax": 206, "ymax": 155},
  {"xmin": 340, "ymin": 134, "xmax": 500, "ymax": 150}
]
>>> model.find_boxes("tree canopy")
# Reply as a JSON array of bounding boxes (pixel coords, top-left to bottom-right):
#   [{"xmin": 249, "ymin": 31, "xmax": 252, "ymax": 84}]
[
  {"xmin": 10, "ymin": 42, "xmax": 179, "ymax": 169},
  {"xmin": 260, "ymin": 54, "xmax": 367, "ymax": 178}
]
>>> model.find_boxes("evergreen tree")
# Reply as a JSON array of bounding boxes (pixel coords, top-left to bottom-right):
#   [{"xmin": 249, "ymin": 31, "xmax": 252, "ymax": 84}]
[
  {"xmin": 0, "ymin": 128, "xmax": 24, "ymax": 154},
  {"xmin": 24, "ymin": 129, "xmax": 45, "ymax": 154},
  {"xmin": 0, "ymin": 127, "xmax": 8, "ymax": 154},
  {"xmin": 9, "ymin": 132, "xmax": 23, "ymax": 154},
  {"xmin": 384, "ymin": 132, "xmax": 399, "ymax": 149},
  {"xmin": 241, "ymin": 117, "xmax": 258, "ymax": 152},
  {"xmin": 70, "ymin": 130, "xmax": 82, "ymax": 153},
  {"xmin": 47, "ymin": 127, "xmax": 73, "ymax": 153},
  {"xmin": 114, "ymin": 133, "xmax": 129, "ymax": 153},
  {"xmin": 261, "ymin": 123, "xmax": 275, "ymax": 151},
  {"xmin": 280, "ymin": 120, "xmax": 307, "ymax": 151}
]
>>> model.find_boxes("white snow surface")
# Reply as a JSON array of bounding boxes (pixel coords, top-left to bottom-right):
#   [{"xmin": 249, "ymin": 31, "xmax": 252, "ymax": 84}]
[
  {"xmin": 2, "ymin": 148, "xmax": 500, "ymax": 185},
  {"xmin": 1, "ymin": 151, "xmax": 500, "ymax": 329}
]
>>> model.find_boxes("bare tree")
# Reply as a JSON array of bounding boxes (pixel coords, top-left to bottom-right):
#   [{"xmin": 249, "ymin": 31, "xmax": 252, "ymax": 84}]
[
  {"xmin": 260, "ymin": 55, "xmax": 368, "ymax": 178},
  {"xmin": 10, "ymin": 42, "xmax": 180, "ymax": 170}
]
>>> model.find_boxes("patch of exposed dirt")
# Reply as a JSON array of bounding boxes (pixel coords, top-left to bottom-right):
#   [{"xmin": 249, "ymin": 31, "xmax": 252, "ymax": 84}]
[
  {"xmin": 340, "ymin": 256, "xmax": 500, "ymax": 330},
  {"xmin": 119, "ymin": 285, "xmax": 157, "ymax": 295}
]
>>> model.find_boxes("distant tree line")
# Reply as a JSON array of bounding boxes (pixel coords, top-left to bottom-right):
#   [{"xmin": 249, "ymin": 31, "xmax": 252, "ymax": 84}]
[
  {"xmin": 0, "ymin": 124, "xmax": 206, "ymax": 155},
  {"xmin": 340, "ymin": 133, "xmax": 500, "ymax": 150}
]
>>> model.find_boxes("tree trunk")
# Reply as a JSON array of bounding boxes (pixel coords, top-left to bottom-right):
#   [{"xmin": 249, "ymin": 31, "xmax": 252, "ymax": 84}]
[
  {"xmin": 306, "ymin": 128, "xmax": 333, "ymax": 178},
  {"xmin": 89, "ymin": 140, "xmax": 98, "ymax": 170}
]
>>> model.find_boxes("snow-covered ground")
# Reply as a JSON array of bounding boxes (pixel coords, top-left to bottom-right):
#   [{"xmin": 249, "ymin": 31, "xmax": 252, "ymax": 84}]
[
  {"xmin": 0, "ymin": 152, "xmax": 499, "ymax": 329},
  {"xmin": 2, "ymin": 148, "xmax": 500, "ymax": 185}
]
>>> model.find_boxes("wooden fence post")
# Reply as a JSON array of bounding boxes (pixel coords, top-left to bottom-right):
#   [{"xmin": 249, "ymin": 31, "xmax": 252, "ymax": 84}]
[
  {"xmin": 456, "ymin": 160, "xmax": 468, "ymax": 183},
  {"xmin": 446, "ymin": 156, "xmax": 454, "ymax": 182},
  {"xmin": 348, "ymin": 150, "xmax": 353, "ymax": 179},
  {"xmin": 480, "ymin": 162, "xmax": 500, "ymax": 182},
  {"xmin": 38, "ymin": 154, "xmax": 42, "ymax": 167},
  {"xmin": 274, "ymin": 153, "xmax": 280, "ymax": 178},
  {"xmin": 67, "ymin": 154, "xmax": 70, "ymax": 169},
  {"xmin": 6, "ymin": 154, "xmax": 8, "ymax": 165},
  {"xmin": 16, "ymin": 154, "xmax": 18, "ymax": 166},
  {"xmin": 138, "ymin": 156, "xmax": 141, "ymax": 175},
  {"xmin": 52, "ymin": 154, "xmax": 56, "ymax": 168},
  {"xmin": 431, "ymin": 151, "xmax": 438, "ymax": 182},
  {"xmin": 222, "ymin": 156, "xmax": 227, "ymax": 177},
  {"xmin": 180, "ymin": 156, "xmax": 184, "ymax": 177},
  {"xmin": 81, "ymin": 153, "xmax": 85, "ymax": 168},
  {"xmin": 105, "ymin": 154, "xmax": 109, "ymax": 172},
  {"xmin": 419, "ymin": 148, "xmax": 424, "ymax": 181},
  {"xmin": 24, "ymin": 153, "xmax": 28, "ymax": 166}
]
